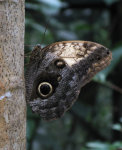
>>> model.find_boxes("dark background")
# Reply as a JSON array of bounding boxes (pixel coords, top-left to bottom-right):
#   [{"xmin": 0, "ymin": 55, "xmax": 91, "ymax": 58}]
[{"xmin": 25, "ymin": 0, "xmax": 122, "ymax": 150}]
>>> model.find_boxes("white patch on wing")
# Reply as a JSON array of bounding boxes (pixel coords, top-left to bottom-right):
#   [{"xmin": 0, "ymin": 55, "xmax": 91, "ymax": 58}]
[
  {"xmin": 60, "ymin": 44, "xmax": 76, "ymax": 57},
  {"xmin": 64, "ymin": 57, "xmax": 84, "ymax": 66},
  {"xmin": 59, "ymin": 42, "xmax": 86, "ymax": 66},
  {"xmin": 63, "ymin": 58, "xmax": 76, "ymax": 66}
]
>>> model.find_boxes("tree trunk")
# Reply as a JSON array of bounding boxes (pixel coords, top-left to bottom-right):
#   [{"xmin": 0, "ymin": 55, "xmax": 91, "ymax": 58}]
[{"xmin": 0, "ymin": 0, "xmax": 26, "ymax": 149}]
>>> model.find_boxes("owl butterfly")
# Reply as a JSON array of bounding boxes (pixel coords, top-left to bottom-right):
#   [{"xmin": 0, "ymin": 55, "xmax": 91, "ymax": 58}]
[{"xmin": 25, "ymin": 41, "xmax": 112, "ymax": 121}]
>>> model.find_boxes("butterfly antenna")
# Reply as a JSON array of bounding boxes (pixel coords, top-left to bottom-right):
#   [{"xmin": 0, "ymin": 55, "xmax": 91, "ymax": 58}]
[
  {"xmin": 24, "ymin": 20, "xmax": 49, "ymax": 47},
  {"xmin": 41, "ymin": 20, "xmax": 49, "ymax": 44}
]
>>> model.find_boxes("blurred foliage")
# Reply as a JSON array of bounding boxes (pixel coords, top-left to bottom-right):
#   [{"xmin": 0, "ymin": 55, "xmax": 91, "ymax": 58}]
[{"xmin": 25, "ymin": 0, "xmax": 122, "ymax": 150}]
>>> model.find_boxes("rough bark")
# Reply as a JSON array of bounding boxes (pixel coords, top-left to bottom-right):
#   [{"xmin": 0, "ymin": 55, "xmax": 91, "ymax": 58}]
[{"xmin": 0, "ymin": 0, "xmax": 26, "ymax": 149}]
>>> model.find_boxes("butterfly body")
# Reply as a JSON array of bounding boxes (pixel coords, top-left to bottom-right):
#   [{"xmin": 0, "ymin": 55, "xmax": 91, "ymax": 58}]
[{"xmin": 25, "ymin": 41, "xmax": 112, "ymax": 120}]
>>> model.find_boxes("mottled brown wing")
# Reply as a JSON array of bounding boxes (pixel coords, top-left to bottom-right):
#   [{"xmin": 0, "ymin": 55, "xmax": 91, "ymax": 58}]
[
  {"xmin": 26, "ymin": 41, "xmax": 112, "ymax": 120},
  {"xmin": 41, "ymin": 41, "xmax": 112, "ymax": 84}
]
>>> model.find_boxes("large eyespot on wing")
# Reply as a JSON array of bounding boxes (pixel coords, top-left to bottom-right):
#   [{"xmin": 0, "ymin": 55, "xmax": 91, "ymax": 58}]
[
  {"xmin": 37, "ymin": 82, "xmax": 53, "ymax": 98},
  {"xmin": 28, "ymin": 72, "xmax": 61, "ymax": 101}
]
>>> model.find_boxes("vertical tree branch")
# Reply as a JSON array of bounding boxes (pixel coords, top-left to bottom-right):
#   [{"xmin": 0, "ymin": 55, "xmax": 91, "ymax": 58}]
[
  {"xmin": 0, "ymin": 0, "xmax": 26, "ymax": 149},
  {"xmin": 110, "ymin": 1, "xmax": 122, "ymax": 141}
]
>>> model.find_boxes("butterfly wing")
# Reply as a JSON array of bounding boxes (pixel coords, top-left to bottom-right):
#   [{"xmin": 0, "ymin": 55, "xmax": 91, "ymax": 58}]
[{"xmin": 25, "ymin": 41, "xmax": 112, "ymax": 120}]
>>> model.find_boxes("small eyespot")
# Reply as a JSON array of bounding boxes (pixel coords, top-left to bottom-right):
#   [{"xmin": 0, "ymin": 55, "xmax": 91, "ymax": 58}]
[
  {"xmin": 57, "ymin": 75, "xmax": 62, "ymax": 81},
  {"xmin": 107, "ymin": 51, "xmax": 110, "ymax": 55},
  {"xmin": 38, "ymin": 82, "xmax": 53, "ymax": 98},
  {"xmin": 54, "ymin": 59, "xmax": 66, "ymax": 69}
]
